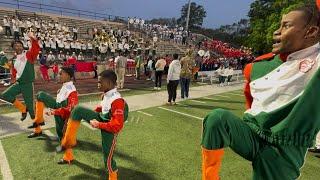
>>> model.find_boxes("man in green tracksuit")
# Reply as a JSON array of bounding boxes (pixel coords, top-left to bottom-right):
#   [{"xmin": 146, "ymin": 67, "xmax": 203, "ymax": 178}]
[
  {"xmin": 202, "ymin": 4, "xmax": 320, "ymax": 180},
  {"xmin": 135, "ymin": 49, "xmax": 142, "ymax": 80},
  {"xmin": 60, "ymin": 70, "xmax": 128, "ymax": 180},
  {"xmin": 0, "ymin": 32, "xmax": 40, "ymax": 121}
]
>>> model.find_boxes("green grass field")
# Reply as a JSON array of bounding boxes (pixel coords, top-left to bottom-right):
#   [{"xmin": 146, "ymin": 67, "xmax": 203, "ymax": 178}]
[{"xmin": 1, "ymin": 90, "xmax": 320, "ymax": 179}]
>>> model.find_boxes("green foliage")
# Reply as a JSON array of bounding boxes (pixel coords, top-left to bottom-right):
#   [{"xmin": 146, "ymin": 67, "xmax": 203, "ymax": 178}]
[{"xmin": 178, "ymin": 2, "xmax": 207, "ymax": 29}]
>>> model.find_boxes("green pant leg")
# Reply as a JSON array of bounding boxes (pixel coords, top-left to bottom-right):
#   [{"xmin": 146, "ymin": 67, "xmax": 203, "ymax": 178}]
[
  {"xmin": 37, "ymin": 91, "xmax": 59, "ymax": 109},
  {"xmin": 101, "ymin": 131, "xmax": 117, "ymax": 175},
  {"xmin": 252, "ymin": 145, "xmax": 307, "ymax": 180},
  {"xmin": 0, "ymin": 82, "xmax": 21, "ymax": 103},
  {"xmin": 201, "ymin": 108, "xmax": 261, "ymax": 161},
  {"xmin": 70, "ymin": 105, "xmax": 100, "ymax": 122},
  {"xmin": 54, "ymin": 115, "xmax": 65, "ymax": 141},
  {"xmin": 20, "ymin": 83, "xmax": 35, "ymax": 118}
]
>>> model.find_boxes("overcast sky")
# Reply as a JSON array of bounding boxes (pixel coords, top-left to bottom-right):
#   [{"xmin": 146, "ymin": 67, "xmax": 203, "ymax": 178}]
[{"xmin": 24, "ymin": 0, "xmax": 254, "ymax": 28}]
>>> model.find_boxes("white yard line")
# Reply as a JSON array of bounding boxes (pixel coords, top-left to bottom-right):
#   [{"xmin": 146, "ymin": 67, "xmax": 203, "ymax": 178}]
[
  {"xmin": 189, "ymin": 100, "xmax": 206, "ymax": 104},
  {"xmin": 202, "ymin": 97, "xmax": 218, "ymax": 100},
  {"xmin": 81, "ymin": 120, "xmax": 97, "ymax": 131},
  {"xmin": 225, "ymin": 92, "xmax": 244, "ymax": 97},
  {"xmin": 137, "ymin": 111, "xmax": 153, "ymax": 117},
  {"xmin": 0, "ymin": 140, "xmax": 13, "ymax": 180},
  {"xmin": 212, "ymin": 95, "xmax": 230, "ymax": 98},
  {"xmin": 43, "ymin": 130, "xmax": 57, "ymax": 141},
  {"xmin": 157, "ymin": 107, "xmax": 203, "ymax": 120}
]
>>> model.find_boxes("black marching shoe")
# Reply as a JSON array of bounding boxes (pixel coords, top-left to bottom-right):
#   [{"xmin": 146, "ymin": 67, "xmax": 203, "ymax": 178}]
[
  {"xmin": 27, "ymin": 132, "xmax": 43, "ymax": 138},
  {"xmin": 20, "ymin": 112, "xmax": 28, "ymax": 121},
  {"xmin": 57, "ymin": 159, "xmax": 73, "ymax": 165},
  {"xmin": 27, "ymin": 122, "xmax": 45, "ymax": 129}
]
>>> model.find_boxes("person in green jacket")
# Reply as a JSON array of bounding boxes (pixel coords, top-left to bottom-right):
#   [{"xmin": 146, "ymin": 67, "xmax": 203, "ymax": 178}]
[
  {"xmin": 0, "ymin": 32, "xmax": 40, "ymax": 121},
  {"xmin": 135, "ymin": 49, "xmax": 142, "ymax": 80},
  {"xmin": 0, "ymin": 50, "xmax": 10, "ymax": 86},
  {"xmin": 202, "ymin": 4, "xmax": 320, "ymax": 180}
]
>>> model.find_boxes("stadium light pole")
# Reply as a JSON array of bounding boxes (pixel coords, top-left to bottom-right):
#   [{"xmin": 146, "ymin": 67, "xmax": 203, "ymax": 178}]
[{"xmin": 185, "ymin": 0, "xmax": 192, "ymax": 32}]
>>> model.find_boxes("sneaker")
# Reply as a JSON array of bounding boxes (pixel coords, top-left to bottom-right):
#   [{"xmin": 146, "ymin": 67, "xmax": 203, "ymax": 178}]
[
  {"xmin": 153, "ymin": 87, "xmax": 157, "ymax": 90},
  {"xmin": 157, "ymin": 87, "xmax": 161, "ymax": 90},
  {"xmin": 0, "ymin": 80, "xmax": 5, "ymax": 84},
  {"xmin": 4, "ymin": 82, "xmax": 10, "ymax": 86},
  {"xmin": 166, "ymin": 102, "xmax": 172, "ymax": 106}
]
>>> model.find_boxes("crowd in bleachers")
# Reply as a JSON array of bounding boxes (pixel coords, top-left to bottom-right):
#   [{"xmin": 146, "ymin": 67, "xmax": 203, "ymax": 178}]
[
  {"xmin": 195, "ymin": 39, "xmax": 254, "ymax": 72},
  {"xmin": 2, "ymin": 15, "xmax": 161, "ymax": 62},
  {"xmin": 128, "ymin": 17, "xmax": 189, "ymax": 45}
]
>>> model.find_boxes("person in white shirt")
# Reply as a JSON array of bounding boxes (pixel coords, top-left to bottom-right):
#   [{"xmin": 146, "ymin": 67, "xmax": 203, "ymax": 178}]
[
  {"xmin": 12, "ymin": 21, "xmax": 20, "ymax": 40},
  {"xmin": 77, "ymin": 52, "xmax": 84, "ymax": 61},
  {"xmin": 75, "ymin": 41, "xmax": 81, "ymax": 55},
  {"xmin": 87, "ymin": 40, "xmax": 93, "ymax": 57},
  {"xmin": 99, "ymin": 43, "xmax": 108, "ymax": 61},
  {"xmin": 72, "ymin": 26, "xmax": 78, "ymax": 40},
  {"xmin": 216, "ymin": 65, "xmax": 226, "ymax": 86},
  {"xmin": 34, "ymin": 18, "xmax": 40, "ymax": 32},
  {"xmin": 114, "ymin": 52, "xmax": 127, "ymax": 89},
  {"xmin": 64, "ymin": 40, "xmax": 71, "ymax": 54},
  {"xmin": 50, "ymin": 38, "xmax": 57, "ymax": 54},
  {"xmin": 70, "ymin": 41, "xmax": 76, "ymax": 53},
  {"xmin": 18, "ymin": 18, "xmax": 26, "ymax": 37},
  {"xmin": 154, "ymin": 56, "xmax": 166, "ymax": 90},
  {"xmin": 47, "ymin": 51, "xmax": 56, "ymax": 63},
  {"xmin": 81, "ymin": 41, "xmax": 87, "ymax": 56},
  {"xmin": 3, "ymin": 16, "xmax": 11, "ymax": 36},
  {"xmin": 57, "ymin": 38, "xmax": 64, "ymax": 53},
  {"xmin": 26, "ymin": 18, "xmax": 32, "ymax": 29},
  {"xmin": 225, "ymin": 66, "xmax": 234, "ymax": 85},
  {"xmin": 166, "ymin": 54, "xmax": 181, "ymax": 105},
  {"xmin": 57, "ymin": 51, "xmax": 66, "ymax": 62}
]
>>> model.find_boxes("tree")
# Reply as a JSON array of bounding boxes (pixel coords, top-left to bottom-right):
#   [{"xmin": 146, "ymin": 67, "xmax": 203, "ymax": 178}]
[{"xmin": 178, "ymin": 2, "xmax": 206, "ymax": 30}]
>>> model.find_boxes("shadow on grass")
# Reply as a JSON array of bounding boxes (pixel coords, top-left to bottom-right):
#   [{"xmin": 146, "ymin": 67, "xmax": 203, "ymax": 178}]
[
  {"xmin": 181, "ymin": 104, "xmax": 237, "ymax": 111},
  {"xmin": 201, "ymin": 99, "xmax": 244, "ymax": 104},
  {"xmin": 118, "ymin": 166, "xmax": 155, "ymax": 180},
  {"xmin": 70, "ymin": 161, "xmax": 155, "ymax": 180}
]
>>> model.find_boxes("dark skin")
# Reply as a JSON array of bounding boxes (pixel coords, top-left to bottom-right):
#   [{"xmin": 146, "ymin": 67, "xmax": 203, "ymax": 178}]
[
  {"xmin": 13, "ymin": 32, "xmax": 35, "ymax": 55},
  {"xmin": 59, "ymin": 70, "xmax": 71, "ymax": 83},
  {"xmin": 46, "ymin": 69, "xmax": 72, "ymax": 116},
  {"xmin": 91, "ymin": 76, "xmax": 116, "ymax": 128},
  {"xmin": 272, "ymin": 10, "xmax": 320, "ymax": 55}
]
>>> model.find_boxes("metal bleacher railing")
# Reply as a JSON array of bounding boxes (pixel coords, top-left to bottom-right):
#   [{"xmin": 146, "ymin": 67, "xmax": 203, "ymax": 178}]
[{"xmin": 0, "ymin": 0, "xmax": 127, "ymax": 22}]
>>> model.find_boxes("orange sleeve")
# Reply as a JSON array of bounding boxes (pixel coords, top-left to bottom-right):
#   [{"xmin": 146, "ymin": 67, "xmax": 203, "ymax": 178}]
[
  {"xmin": 53, "ymin": 91, "xmax": 78, "ymax": 119},
  {"xmin": 26, "ymin": 38, "xmax": 40, "ymax": 64},
  {"xmin": 98, "ymin": 99, "xmax": 125, "ymax": 134},
  {"xmin": 243, "ymin": 63, "xmax": 253, "ymax": 110}
]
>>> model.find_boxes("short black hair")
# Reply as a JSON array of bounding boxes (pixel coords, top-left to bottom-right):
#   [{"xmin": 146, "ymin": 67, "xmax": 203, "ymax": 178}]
[
  {"xmin": 173, "ymin": 53, "xmax": 179, "ymax": 60},
  {"xmin": 99, "ymin": 70, "xmax": 117, "ymax": 85},
  {"xmin": 292, "ymin": 4, "xmax": 320, "ymax": 27},
  {"xmin": 60, "ymin": 67, "xmax": 74, "ymax": 78},
  {"xmin": 11, "ymin": 40, "xmax": 23, "ymax": 48}
]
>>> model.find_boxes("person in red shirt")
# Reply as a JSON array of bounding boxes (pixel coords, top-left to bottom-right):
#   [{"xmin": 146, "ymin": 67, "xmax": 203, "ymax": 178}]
[{"xmin": 60, "ymin": 70, "xmax": 128, "ymax": 180}]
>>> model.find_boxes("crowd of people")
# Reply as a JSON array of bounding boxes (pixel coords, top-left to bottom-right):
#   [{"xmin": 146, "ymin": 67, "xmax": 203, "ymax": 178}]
[
  {"xmin": 128, "ymin": 17, "xmax": 189, "ymax": 45},
  {"xmin": 2, "ymin": 15, "xmax": 161, "ymax": 62}
]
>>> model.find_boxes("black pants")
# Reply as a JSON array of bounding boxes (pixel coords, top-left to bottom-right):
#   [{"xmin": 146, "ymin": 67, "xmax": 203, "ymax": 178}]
[
  {"xmin": 227, "ymin": 75, "xmax": 232, "ymax": 82},
  {"xmin": 73, "ymin": 32, "xmax": 78, "ymax": 40},
  {"xmin": 5, "ymin": 26, "xmax": 11, "ymax": 36},
  {"xmin": 167, "ymin": 80, "xmax": 179, "ymax": 102},
  {"xmin": 155, "ymin": 71, "xmax": 163, "ymax": 87},
  {"xmin": 14, "ymin": 31, "xmax": 19, "ymax": 40},
  {"xmin": 20, "ymin": 27, "xmax": 25, "ymax": 36}
]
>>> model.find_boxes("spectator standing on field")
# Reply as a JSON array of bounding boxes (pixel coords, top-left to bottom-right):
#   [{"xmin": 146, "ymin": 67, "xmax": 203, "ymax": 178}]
[{"xmin": 167, "ymin": 53, "xmax": 181, "ymax": 105}]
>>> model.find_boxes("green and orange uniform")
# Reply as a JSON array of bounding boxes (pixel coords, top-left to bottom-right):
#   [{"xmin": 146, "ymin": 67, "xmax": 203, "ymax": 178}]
[
  {"xmin": 0, "ymin": 37, "xmax": 40, "ymax": 120},
  {"xmin": 61, "ymin": 88, "xmax": 129, "ymax": 180},
  {"xmin": 30, "ymin": 81, "xmax": 78, "ymax": 139},
  {"xmin": 202, "ymin": 43, "xmax": 320, "ymax": 180}
]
